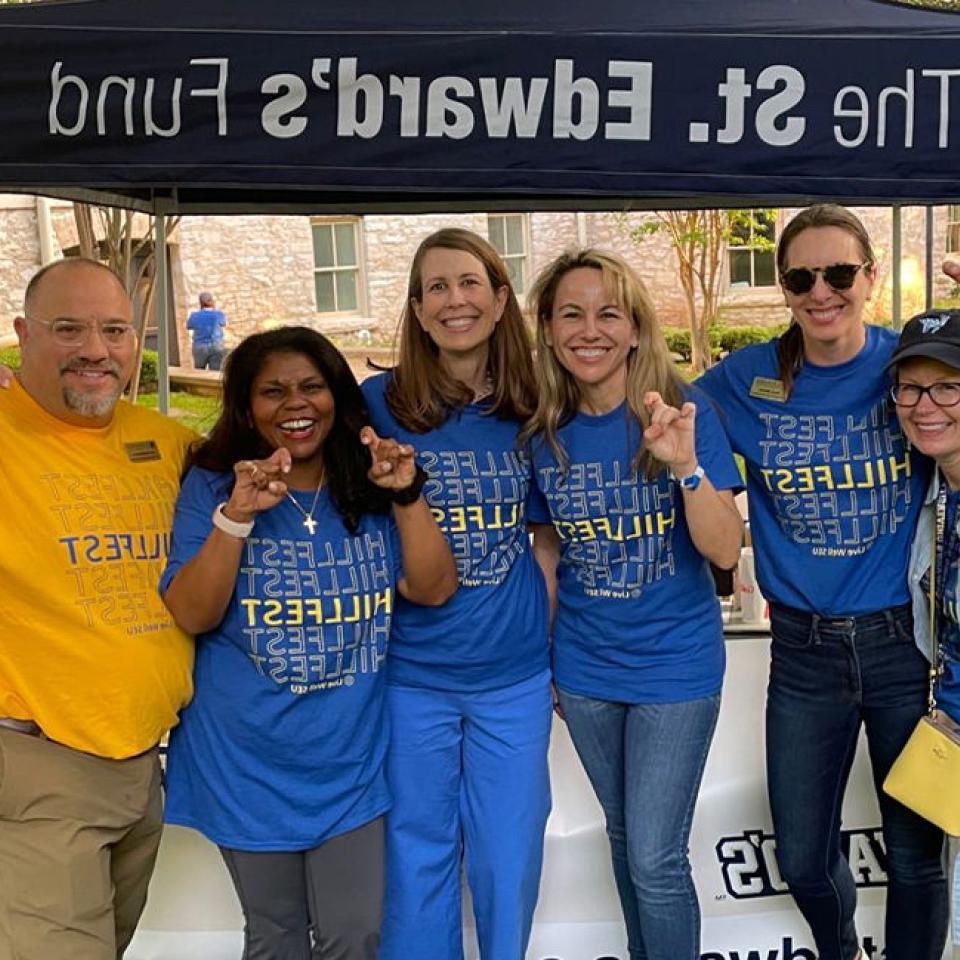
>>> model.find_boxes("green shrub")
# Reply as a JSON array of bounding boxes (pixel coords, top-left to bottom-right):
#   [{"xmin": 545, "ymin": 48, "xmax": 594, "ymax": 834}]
[
  {"xmin": 663, "ymin": 328, "xmax": 691, "ymax": 361},
  {"xmin": 0, "ymin": 346, "xmax": 159, "ymax": 386},
  {"xmin": 139, "ymin": 349, "xmax": 158, "ymax": 386},
  {"xmin": 665, "ymin": 323, "xmax": 788, "ymax": 362},
  {"xmin": 715, "ymin": 324, "xmax": 789, "ymax": 355},
  {"xmin": 0, "ymin": 346, "xmax": 21, "ymax": 371}
]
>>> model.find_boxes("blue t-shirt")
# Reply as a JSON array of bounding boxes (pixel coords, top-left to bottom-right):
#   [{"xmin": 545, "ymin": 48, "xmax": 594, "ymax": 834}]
[
  {"xmin": 362, "ymin": 373, "xmax": 549, "ymax": 691},
  {"xmin": 186, "ymin": 308, "xmax": 226, "ymax": 346},
  {"xmin": 698, "ymin": 325, "xmax": 930, "ymax": 616},
  {"xmin": 159, "ymin": 467, "xmax": 401, "ymax": 851},
  {"xmin": 531, "ymin": 389, "xmax": 741, "ymax": 704}
]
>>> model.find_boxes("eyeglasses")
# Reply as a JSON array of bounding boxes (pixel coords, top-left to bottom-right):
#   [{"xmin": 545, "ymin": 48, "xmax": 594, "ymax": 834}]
[
  {"xmin": 780, "ymin": 263, "xmax": 870, "ymax": 295},
  {"xmin": 891, "ymin": 382, "xmax": 960, "ymax": 408},
  {"xmin": 28, "ymin": 317, "xmax": 137, "ymax": 346}
]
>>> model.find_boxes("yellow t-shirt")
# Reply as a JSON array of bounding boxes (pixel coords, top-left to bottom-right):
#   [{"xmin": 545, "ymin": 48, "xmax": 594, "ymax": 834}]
[{"xmin": 0, "ymin": 380, "xmax": 197, "ymax": 759}]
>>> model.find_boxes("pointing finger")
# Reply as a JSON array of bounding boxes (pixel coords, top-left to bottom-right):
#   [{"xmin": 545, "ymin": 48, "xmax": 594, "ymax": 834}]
[
  {"xmin": 267, "ymin": 446, "xmax": 292, "ymax": 473},
  {"xmin": 643, "ymin": 390, "xmax": 664, "ymax": 412}
]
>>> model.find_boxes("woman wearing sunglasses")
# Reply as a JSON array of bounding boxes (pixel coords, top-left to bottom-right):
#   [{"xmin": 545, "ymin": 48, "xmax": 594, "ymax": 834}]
[{"xmin": 698, "ymin": 204, "xmax": 947, "ymax": 960}]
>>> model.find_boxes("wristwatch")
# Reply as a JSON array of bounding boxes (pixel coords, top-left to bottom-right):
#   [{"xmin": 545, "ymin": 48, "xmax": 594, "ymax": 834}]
[
  {"xmin": 669, "ymin": 464, "xmax": 705, "ymax": 491},
  {"xmin": 212, "ymin": 502, "xmax": 255, "ymax": 538}
]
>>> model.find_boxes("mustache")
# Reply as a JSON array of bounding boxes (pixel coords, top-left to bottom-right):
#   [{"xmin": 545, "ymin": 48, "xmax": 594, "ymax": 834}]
[{"xmin": 60, "ymin": 360, "xmax": 121, "ymax": 379}]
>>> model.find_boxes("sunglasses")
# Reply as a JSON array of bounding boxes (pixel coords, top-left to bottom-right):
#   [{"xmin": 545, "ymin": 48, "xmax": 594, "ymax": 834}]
[{"xmin": 779, "ymin": 262, "xmax": 870, "ymax": 295}]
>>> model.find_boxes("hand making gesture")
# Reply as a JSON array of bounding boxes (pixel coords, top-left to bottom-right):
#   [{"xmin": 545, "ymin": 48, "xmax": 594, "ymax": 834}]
[
  {"xmin": 643, "ymin": 390, "xmax": 698, "ymax": 476},
  {"xmin": 361, "ymin": 426, "xmax": 418, "ymax": 493},
  {"xmin": 225, "ymin": 447, "xmax": 292, "ymax": 522}
]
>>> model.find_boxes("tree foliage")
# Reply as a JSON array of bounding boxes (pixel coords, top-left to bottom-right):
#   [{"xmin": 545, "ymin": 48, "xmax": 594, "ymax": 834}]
[
  {"xmin": 73, "ymin": 203, "xmax": 180, "ymax": 399},
  {"xmin": 624, "ymin": 209, "xmax": 776, "ymax": 373}
]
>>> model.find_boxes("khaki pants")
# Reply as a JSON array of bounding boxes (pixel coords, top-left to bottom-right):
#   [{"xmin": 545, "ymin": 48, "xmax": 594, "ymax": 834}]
[{"xmin": 0, "ymin": 728, "xmax": 162, "ymax": 960}]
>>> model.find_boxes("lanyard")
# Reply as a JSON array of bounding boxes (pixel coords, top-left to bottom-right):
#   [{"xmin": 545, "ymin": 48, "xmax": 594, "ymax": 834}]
[{"xmin": 930, "ymin": 477, "xmax": 957, "ymax": 713}]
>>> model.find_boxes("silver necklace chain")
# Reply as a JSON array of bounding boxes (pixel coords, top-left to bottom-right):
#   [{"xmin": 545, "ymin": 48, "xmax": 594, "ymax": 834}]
[{"xmin": 285, "ymin": 471, "xmax": 325, "ymax": 535}]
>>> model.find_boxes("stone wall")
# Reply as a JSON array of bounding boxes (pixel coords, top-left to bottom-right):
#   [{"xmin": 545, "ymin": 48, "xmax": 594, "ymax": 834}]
[
  {"xmin": 1, "ymin": 197, "xmax": 958, "ymax": 355},
  {"xmin": 174, "ymin": 214, "xmax": 318, "ymax": 345},
  {"xmin": 0, "ymin": 196, "xmax": 44, "ymax": 332}
]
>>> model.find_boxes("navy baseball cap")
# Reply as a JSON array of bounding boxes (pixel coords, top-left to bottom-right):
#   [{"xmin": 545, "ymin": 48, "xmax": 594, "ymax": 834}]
[{"xmin": 887, "ymin": 309, "xmax": 960, "ymax": 371}]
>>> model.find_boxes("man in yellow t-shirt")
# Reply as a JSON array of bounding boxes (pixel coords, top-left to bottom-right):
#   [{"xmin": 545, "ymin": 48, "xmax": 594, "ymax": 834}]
[{"xmin": 0, "ymin": 259, "xmax": 195, "ymax": 960}]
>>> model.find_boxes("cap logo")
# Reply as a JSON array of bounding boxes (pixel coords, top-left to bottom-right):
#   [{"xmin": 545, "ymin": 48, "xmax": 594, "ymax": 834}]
[{"xmin": 920, "ymin": 314, "xmax": 951, "ymax": 334}]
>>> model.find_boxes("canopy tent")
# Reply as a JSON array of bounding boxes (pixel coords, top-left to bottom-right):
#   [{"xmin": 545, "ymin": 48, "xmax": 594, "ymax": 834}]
[{"xmin": 0, "ymin": 0, "xmax": 959, "ymax": 213}]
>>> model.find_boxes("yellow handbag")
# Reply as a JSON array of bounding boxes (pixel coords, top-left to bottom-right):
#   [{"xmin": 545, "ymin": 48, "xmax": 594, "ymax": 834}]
[{"xmin": 883, "ymin": 507, "xmax": 960, "ymax": 836}]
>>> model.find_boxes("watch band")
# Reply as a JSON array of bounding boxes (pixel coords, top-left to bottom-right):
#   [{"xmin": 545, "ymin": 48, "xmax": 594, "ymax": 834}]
[
  {"xmin": 669, "ymin": 464, "xmax": 705, "ymax": 491},
  {"xmin": 212, "ymin": 502, "xmax": 255, "ymax": 538},
  {"xmin": 391, "ymin": 466, "xmax": 428, "ymax": 507}
]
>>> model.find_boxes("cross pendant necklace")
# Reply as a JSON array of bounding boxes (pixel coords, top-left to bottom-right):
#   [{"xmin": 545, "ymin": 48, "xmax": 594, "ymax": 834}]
[{"xmin": 285, "ymin": 469, "xmax": 325, "ymax": 536}]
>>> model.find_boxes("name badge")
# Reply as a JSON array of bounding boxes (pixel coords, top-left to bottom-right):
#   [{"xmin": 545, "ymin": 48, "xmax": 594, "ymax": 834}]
[
  {"xmin": 125, "ymin": 440, "xmax": 161, "ymax": 462},
  {"xmin": 749, "ymin": 377, "xmax": 787, "ymax": 402}
]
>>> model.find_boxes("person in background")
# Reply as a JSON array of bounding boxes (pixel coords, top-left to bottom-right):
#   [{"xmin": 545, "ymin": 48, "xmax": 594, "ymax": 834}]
[
  {"xmin": 362, "ymin": 228, "xmax": 552, "ymax": 960},
  {"xmin": 186, "ymin": 291, "xmax": 227, "ymax": 370},
  {"xmin": 523, "ymin": 248, "xmax": 742, "ymax": 960},
  {"xmin": 0, "ymin": 259, "xmax": 195, "ymax": 960},
  {"xmin": 698, "ymin": 204, "xmax": 947, "ymax": 960},
  {"xmin": 160, "ymin": 326, "xmax": 456, "ymax": 960}
]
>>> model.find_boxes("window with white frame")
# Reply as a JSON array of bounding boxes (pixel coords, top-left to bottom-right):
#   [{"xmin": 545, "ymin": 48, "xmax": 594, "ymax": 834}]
[
  {"xmin": 947, "ymin": 205, "xmax": 960, "ymax": 255},
  {"xmin": 311, "ymin": 219, "xmax": 362, "ymax": 313},
  {"xmin": 487, "ymin": 214, "xmax": 529, "ymax": 294},
  {"xmin": 728, "ymin": 210, "xmax": 777, "ymax": 289}
]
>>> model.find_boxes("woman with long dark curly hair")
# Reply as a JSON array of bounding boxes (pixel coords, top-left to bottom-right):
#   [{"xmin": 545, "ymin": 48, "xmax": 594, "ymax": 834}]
[{"xmin": 160, "ymin": 326, "xmax": 456, "ymax": 960}]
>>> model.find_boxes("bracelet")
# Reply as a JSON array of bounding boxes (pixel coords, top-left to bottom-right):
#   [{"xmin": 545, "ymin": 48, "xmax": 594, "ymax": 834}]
[
  {"xmin": 669, "ymin": 464, "xmax": 705, "ymax": 491},
  {"xmin": 212, "ymin": 502, "xmax": 255, "ymax": 539},
  {"xmin": 391, "ymin": 466, "xmax": 428, "ymax": 507}
]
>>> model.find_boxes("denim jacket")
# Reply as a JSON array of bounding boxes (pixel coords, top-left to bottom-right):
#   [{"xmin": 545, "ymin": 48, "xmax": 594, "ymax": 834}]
[{"xmin": 907, "ymin": 473, "xmax": 941, "ymax": 665}]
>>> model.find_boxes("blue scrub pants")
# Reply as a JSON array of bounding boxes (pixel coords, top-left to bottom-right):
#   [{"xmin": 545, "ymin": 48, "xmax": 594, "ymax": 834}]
[{"xmin": 378, "ymin": 669, "xmax": 552, "ymax": 960}]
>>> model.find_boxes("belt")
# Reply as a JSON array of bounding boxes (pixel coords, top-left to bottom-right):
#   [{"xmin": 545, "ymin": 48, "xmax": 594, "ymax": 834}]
[
  {"xmin": 769, "ymin": 602, "xmax": 910, "ymax": 630},
  {"xmin": 0, "ymin": 717, "xmax": 44, "ymax": 737}
]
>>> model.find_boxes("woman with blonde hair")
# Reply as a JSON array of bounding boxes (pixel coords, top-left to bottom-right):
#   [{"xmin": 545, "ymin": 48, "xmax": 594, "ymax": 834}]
[
  {"xmin": 524, "ymin": 248, "xmax": 742, "ymax": 960},
  {"xmin": 698, "ymin": 204, "xmax": 947, "ymax": 960},
  {"xmin": 361, "ymin": 228, "xmax": 552, "ymax": 960}
]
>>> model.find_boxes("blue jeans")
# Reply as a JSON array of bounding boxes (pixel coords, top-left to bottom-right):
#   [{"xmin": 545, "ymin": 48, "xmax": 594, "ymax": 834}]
[
  {"xmin": 192, "ymin": 342, "xmax": 225, "ymax": 370},
  {"xmin": 379, "ymin": 670, "xmax": 552, "ymax": 960},
  {"xmin": 766, "ymin": 602, "xmax": 947, "ymax": 960},
  {"xmin": 556, "ymin": 689, "xmax": 720, "ymax": 960}
]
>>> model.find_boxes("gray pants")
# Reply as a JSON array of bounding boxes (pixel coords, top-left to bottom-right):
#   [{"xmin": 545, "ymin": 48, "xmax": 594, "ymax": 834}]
[{"xmin": 220, "ymin": 817, "xmax": 384, "ymax": 960}]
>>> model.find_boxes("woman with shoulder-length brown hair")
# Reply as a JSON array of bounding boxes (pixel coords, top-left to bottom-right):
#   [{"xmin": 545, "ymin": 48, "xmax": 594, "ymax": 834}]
[
  {"xmin": 386, "ymin": 227, "xmax": 538, "ymax": 429},
  {"xmin": 524, "ymin": 247, "xmax": 743, "ymax": 960},
  {"xmin": 361, "ymin": 227, "xmax": 553, "ymax": 960},
  {"xmin": 698, "ymin": 204, "xmax": 948, "ymax": 960}
]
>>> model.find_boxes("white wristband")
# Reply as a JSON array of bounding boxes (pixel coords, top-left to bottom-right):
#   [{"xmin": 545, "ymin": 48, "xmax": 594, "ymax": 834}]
[
  {"xmin": 669, "ymin": 463, "xmax": 705, "ymax": 491},
  {"xmin": 212, "ymin": 502, "xmax": 254, "ymax": 539}
]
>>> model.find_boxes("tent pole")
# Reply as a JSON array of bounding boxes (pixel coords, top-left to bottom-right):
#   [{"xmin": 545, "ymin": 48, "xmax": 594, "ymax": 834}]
[
  {"xmin": 925, "ymin": 205, "xmax": 934, "ymax": 310},
  {"xmin": 154, "ymin": 210, "xmax": 170, "ymax": 415},
  {"xmin": 892, "ymin": 206, "xmax": 902, "ymax": 331}
]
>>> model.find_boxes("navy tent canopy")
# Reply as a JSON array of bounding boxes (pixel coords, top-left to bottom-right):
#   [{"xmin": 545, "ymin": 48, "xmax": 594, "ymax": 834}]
[{"xmin": 1, "ymin": 0, "xmax": 960, "ymax": 212}]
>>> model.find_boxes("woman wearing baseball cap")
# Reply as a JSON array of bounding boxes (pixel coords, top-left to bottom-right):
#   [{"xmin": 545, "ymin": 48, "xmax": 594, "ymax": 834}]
[
  {"xmin": 888, "ymin": 310, "xmax": 960, "ymax": 713},
  {"xmin": 888, "ymin": 299, "xmax": 960, "ymax": 950}
]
